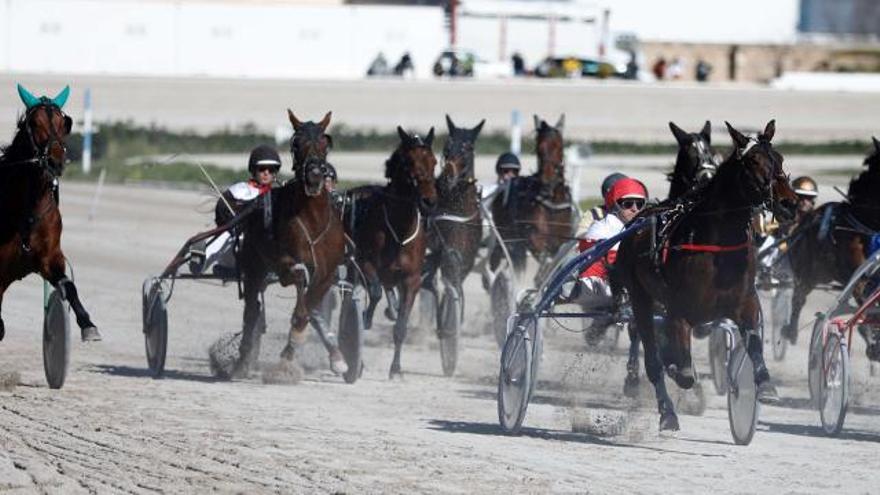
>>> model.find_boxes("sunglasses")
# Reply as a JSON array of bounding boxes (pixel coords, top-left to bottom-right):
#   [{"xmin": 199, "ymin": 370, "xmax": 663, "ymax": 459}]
[
  {"xmin": 256, "ymin": 166, "xmax": 277, "ymax": 174},
  {"xmin": 797, "ymin": 195, "xmax": 816, "ymax": 203},
  {"xmin": 616, "ymin": 198, "xmax": 646, "ymax": 210}
]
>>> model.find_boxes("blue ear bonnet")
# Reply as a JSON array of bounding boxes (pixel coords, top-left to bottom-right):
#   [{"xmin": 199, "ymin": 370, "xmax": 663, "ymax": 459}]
[{"xmin": 17, "ymin": 84, "xmax": 70, "ymax": 109}]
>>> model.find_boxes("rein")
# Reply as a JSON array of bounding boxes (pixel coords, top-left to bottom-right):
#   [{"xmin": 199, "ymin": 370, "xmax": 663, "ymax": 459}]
[
  {"xmin": 294, "ymin": 203, "xmax": 333, "ymax": 285},
  {"xmin": 383, "ymin": 204, "xmax": 421, "ymax": 246}
]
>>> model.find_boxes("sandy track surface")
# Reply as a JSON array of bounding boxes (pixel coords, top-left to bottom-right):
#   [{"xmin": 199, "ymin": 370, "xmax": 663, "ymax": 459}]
[{"xmin": 1, "ymin": 183, "xmax": 878, "ymax": 494}]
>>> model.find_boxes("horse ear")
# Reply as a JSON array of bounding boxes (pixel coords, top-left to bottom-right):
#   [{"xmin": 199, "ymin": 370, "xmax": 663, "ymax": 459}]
[
  {"xmin": 762, "ymin": 119, "xmax": 776, "ymax": 142},
  {"xmin": 872, "ymin": 136, "xmax": 879, "ymax": 152},
  {"xmin": 445, "ymin": 114, "xmax": 456, "ymax": 133},
  {"xmin": 700, "ymin": 120, "xmax": 712, "ymax": 143},
  {"xmin": 17, "ymin": 84, "xmax": 40, "ymax": 109},
  {"xmin": 318, "ymin": 111, "xmax": 332, "ymax": 132},
  {"xmin": 52, "ymin": 85, "xmax": 70, "ymax": 108},
  {"xmin": 669, "ymin": 121, "xmax": 690, "ymax": 146},
  {"xmin": 397, "ymin": 125, "xmax": 410, "ymax": 143},
  {"xmin": 287, "ymin": 109, "xmax": 303, "ymax": 131},
  {"xmin": 555, "ymin": 113, "xmax": 565, "ymax": 131},
  {"xmin": 725, "ymin": 121, "xmax": 750, "ymax": 151},
  {"xmin": 533, "ymin": 114, "xmax": 541, "ymax": 131},
  {"xmin": 472, "ymin": 119, "xmax": 485, "ymax": 138},
  {"xmin": 425, "ymin": 127, "xmax": 435, "ymax": 147}
]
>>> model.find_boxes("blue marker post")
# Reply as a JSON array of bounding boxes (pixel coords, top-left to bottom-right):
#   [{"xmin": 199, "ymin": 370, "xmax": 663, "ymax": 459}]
[
  {"xmin": 82, "ymin": 88, "xmax": 93, "ymax": 175},
  {"xmin": 510, "ymin": 109, "xmax": 521, "ymax": 155}
]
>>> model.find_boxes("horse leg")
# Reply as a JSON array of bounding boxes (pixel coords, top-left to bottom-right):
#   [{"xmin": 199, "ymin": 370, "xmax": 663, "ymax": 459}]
[
  {"xmin": 235, "ymin": 271, "xmax": 266, "ymax": 378},
  {"xmin": 665, "ymin": 317, "xmax": 695, "ymax": 389},
  {"xmin": 389, "ymin": 273, "xmax": 419, "ymax": 379},
  {"xmin": 307, "ymin": 281, "xmax": 348, "ymax": 375},
  {"xmin": 624, "ymin": 321, "xmax": 641, "ymax": 397},
  {"xmin": 361, "ymin": 265, "xmax": 382, "ymax": 330},
  {"xmin": 0, "ymin": 285, "xmax": 6, "ymax": 341},
  {"xmin": 631, "ymin": 283, "xmax": 678, "ymax": 430},
  {"xmin": 281, "ymin": 277, "xmax": 311, "ymax": 362},
  {"xmin": 41, "ymin": 253, "xmax": 100, "ymax": 341},
  {"xmin": 781, "ymin": 278, "xmax": 809, "ymax": 344},
  {"xmin": 739, "ymin": 294, "xmax": 779, "ymax": 403}
]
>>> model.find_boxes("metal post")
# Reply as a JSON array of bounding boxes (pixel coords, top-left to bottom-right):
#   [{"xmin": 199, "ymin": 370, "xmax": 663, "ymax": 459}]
[
  {"xmin": 449, "ymin": 0, "xmax": 457, "ymax": 49},
  {"xmin": 82, "ymin": 88, "xmax": 93, "ymax": 174},
  {"xmin": 510, "ymin": 110, "xmax": 521, "ymax": 156}
]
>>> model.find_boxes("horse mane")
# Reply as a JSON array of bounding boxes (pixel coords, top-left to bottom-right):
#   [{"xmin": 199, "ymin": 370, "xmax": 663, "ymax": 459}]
[
  {"xmin": 0, "ymin": 114, "xmax": 33, "ymax": 166},
  {"xmin": 384, "ymin": 145, "xmax": 407, "ymax": 180},
  {"xmin": 848, "ymin": 167, "xmax": 880, "ymax": 208}
]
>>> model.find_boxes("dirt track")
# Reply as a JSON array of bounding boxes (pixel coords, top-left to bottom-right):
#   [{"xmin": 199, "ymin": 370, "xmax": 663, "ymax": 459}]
[{"xmin": 1, "ymin": 182, "xmax": 878, "ymax": 494}]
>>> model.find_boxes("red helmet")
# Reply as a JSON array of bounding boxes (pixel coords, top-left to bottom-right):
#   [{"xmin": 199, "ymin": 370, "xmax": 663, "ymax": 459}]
[{"xmin": 604, "ymin": 177, "xmax": 647, "ymax": 210}]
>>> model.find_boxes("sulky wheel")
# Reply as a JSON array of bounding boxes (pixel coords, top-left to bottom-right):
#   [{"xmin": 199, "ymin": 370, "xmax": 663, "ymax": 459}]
[
  {"xmin": 727, "ymin": 344, "xmax": 758, "ymax": 446},
  {"xmin": 437, "ymin": 287, "xmax": 460, "ymax": 377},
  {"xmin": 808, "ymin": 315, "xmax": 827, "ymax": 406},
  {"xmin": 143, "ymin": 279, "xmax": 168, "ymax": 378},
  {"xmin": 497, "ymin": 316, "xmax": 534, "ymax": 434},
  {"xmin": 491, "ymin": 272, "xmax": 513, "ymax": 348},
  {"xmin": 709, "ymin": 325, "xmax": 733, "ymax": 396},
  {"xmin": 819, "ymin": 332, "xmax": 850, "ymax": 436},
  {"xmin": 338, "ymin": 289, "xmax": 364, "ymax": 384},
  {"xmin": 43, "ymin": 288, "xmax": 71, "ymax": 390}
]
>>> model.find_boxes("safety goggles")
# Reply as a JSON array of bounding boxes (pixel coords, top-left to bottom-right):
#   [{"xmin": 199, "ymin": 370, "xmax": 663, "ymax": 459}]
[
  {"xmin": 616, "ymin": 198, "xmax": 646, "ymax": 210},
  {"xmin": 256, "ymin": 166, "xmax": 277, "ymax": 174},
  {"xmin": 796, "ymin": 194, "xmax": 816, "ymax": 204}
]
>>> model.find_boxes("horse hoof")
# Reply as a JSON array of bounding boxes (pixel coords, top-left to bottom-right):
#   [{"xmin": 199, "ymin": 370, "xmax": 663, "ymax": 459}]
[
  {"xmin": 384, "ymin": 307, "xmax": 398, "ymax": 322},
  {"xmin": 388, "ymin": 366, "xmax": 403, "ymax": 380},
  {"xmin": 670, "ymin": 366, "xmax": 695, "ymax": 389},
  {"xmin": 280, "ymin": 345, "xmax": 296, "ymax": 362},
  {"xmin": 757, "ymin": 380, "xmax": 781, "ymax": 404},
  {"xmin": 623, "ymin": 373, "xmax": 640, "ymax": 398},
  {"xmin": 329, "ymin": 349, "xmax": 349, "ymax": 376},
  {"xmin": 81, "ymin": 327, "xmax": 101, "ymax": 342},
  {"xmin": 659, "ymin": 413, "xmax": 680, "ymax": 432}
]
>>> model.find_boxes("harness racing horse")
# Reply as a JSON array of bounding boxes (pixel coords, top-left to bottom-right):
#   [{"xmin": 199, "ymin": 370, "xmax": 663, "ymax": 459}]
[
  {"xmin": 490, "ymin": 115, "xmax": 573, "ymax": 278},
  {"xmin": 782, "ymin": 137, "xmax": 880, "ymax": 358},
  {"xmin": 0, "ymin": 85, "xmax": 99, "ymax": 343},
  {"xmin": 344, "ymin": 127, "xmax": 437, "ymax": 378},
  {"xmin": 235, "ymin": 110, "xmax": 347, "ymax": 377},
  {"xmin": 616, "ymin": 121, "xmax": 798, "ymax": 431},
  {"xmin": 422, "ymin": 115, "xmax": 484, "ymax": 374},
  {"xmin": 667, "ymin": 120, "xmax": 719, "ymax": 200}
]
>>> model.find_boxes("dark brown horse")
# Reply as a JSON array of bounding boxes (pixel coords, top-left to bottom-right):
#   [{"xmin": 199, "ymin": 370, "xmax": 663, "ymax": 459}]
[
  {"xmin": 234, "ymin": 110, "xmax": 347, "ymax": 377},
  {"xmin": 490, "ymin": 115, "xmax": 574, "ymax": 276},
  {"xmin": 781, "ymin": 137, "xmax": 880, "ymax": 358},
  {"xmin": 667, "ymin": 120, "xmax": 719, "ymax": 200},
  {"xmin": 423, "ymin": 116, "xmax": 484, "ymax": 327},
  {"xmin": 616, "ymin": 121, "xmax": 798, "ymax": 431},
  {"xmin": 344, "ymin": 127, "xmax": 437, "ymax": 378},
  {"xmin": 0, "ymin": 85, "xmax": 99, "ymax": 343}
]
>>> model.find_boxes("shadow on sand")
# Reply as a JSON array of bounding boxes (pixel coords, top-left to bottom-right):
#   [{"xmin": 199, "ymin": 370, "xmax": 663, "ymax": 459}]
[
  {"xmin": 89, "ymin": 364, "xmax": 222, "ymax": 383},
  {"xmin": 760, "ymin": 421, "xmax": 880, "ymax": 444}
]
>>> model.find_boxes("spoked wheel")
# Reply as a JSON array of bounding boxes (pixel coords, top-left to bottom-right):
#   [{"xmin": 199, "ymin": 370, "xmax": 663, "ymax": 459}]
[
  {"xmin": 709, "ymin": 326, "xmax": 733, "ymax": 396},
  {"xmin": 338, "ymin": 289, "xmax": 364, "ymax": 384},
  {"xmin": 491, "ymin": 272, "xmax": 513, "ymax": 348},
  {"xmin": 727, "ymin": 344, "xmax": 758, "ymax": 446},
  {"xmin": 142, "ymin": 278, "xmax": 168, "ymax": 378},
  {"xmin": 769, "ymin": 287, "xmax": 791, "ymax": 361},
  {"xmin": 808, "ymin": 316, "xmax": 827, "ymax": 406},
  {"xmin": 819, "ymin": 332, "xmax": 849, "ymax": 435},
  {"xmin": 497, "ymin": 316, "xmax": 535, "ymax": 434},
  {"xmin": 437, "ymin": 288, "xmax": 460, "ymax": 377},
  {"xmin": 43, "ymin": 288, "xmax": 71, "ymax": 389}
]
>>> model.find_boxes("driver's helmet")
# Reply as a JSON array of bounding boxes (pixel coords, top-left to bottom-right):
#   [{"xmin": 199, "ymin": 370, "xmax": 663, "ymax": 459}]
[
  {"xmin": 600, "ymin": 172, "xmax": 628, "ymax": 199},
  {"xmin": 792, "ymin": 176, "xmax": 818, "ymax": 198},
  {"xmin": 248, "ymin": 145, "xmax": 282, "ymax": 176},
  {"xmin": 604, "ymin": 177, "xmax": 648, "ymax": 211},
  {"xmin": 496, "ymin": 152, "xmax": 521, "ymax": 175},
  {"xmin": 325, "ymin": 162, "xmax": 338, "ymax": 182}
]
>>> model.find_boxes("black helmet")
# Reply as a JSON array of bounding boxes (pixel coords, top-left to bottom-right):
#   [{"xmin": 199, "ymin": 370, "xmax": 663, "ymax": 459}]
[
  {"xmin": 325, "ymin": 162, "xmax": 338, "ymax": 182},
  {"xmin": 601, "ymin": 172, "xmax": 627, "ymax": 198},
  {"xmin": 248, "ymin": 145, "xmax": 282, "ymax": 175},
  {"xmin": 496, "ymin": 152, "xmax": 521, "ymax": 175}
]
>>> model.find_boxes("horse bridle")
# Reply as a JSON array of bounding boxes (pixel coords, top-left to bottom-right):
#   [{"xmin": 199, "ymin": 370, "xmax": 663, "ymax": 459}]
[
  {"xmin": 290, "ymin": 131, "xmax": 330, "ymax": 197},
  {"xmin": 440, "ymin": 138, "xmax": 475, "ymax": 191},
  {"xmin": 692, "ymin": 138, "xmax": 718, "ymax": 182},
  {"xmin": 13, "ymin": 103, "xmax": 69, "ymax": 178},
  {"xmin": 739, "ymin": 138, "xmax": 786, "ymax": 211}
]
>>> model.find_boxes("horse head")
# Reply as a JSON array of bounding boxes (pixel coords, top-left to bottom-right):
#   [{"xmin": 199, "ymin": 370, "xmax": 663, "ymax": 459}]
[
  {"xmin": 668, "ymin": 120, "xmax": 718, "ymax": 197},
  {"xmin": 288, "ymin": 109, "xmax": 333, "ymax": 197},
  {"xmin": 389, "ymin": 126, "xmax": 438, "ymax": 211},
  {"xmin": 863, "ymin": 136, "xmax": 880, "ymax": 174},
  {"xmin": 13, "ymin": 85, "xmax": 72, "ymax": 174},
  {"xmin": 725, "ymin": 120, "xmax": 797, "ymax": 220},
  {"xmin": 533, "ymin": 114, "xmax": 565, "ymax": 185},
  {"xmin": 440, "ymin": 115, "xmax": 484, "ymax": 193}
]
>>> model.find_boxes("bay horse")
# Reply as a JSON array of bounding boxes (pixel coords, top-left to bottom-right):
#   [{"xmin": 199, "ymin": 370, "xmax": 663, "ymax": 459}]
[
  {"xmin": 234, "ymin": 110, "xmax": 347, "ymax": 377},
  {"xmin": 781, "ymin": 137, "xmax": 880, "ymax": 358},
  {"xmin": 0, "ymin": 85, "xmax": 99, "ymax": 343},
  {"xmin": 667, "ymin": 120, "xmax": 719, "ymax": 200},
  {"xmin": 423, "ymin": 115, "xmax": 484, "ymax": 333},
  {"xmin": 344, "ymin": 127, "xmax": 437, "ymax": 378},
  {"xmin": 616, "ymin": 120, "xmax": 798, "ymax": 431},
  {"xmin": 490, "ymin": 115, "xmax": 574, "ymax": 277}
]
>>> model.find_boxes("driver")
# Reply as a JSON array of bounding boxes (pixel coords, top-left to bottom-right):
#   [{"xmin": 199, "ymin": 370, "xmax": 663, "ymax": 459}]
[
  {"xmin": 190, "ymin": 145, "xmax": 281, "ymax": 276},
  {"xmin": 758, "ymin": 175, "xmax": 818, "ymax": 285}
]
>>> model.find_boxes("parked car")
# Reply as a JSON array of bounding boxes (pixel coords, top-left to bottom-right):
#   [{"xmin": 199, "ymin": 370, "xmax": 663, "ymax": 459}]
[
  {"xmin": 534, "ymin": 56, "xmax": 624, "ymax": 79},
  {"xmin": 433, "ymin": 49, "xmax": 512, "ymax": 79}
]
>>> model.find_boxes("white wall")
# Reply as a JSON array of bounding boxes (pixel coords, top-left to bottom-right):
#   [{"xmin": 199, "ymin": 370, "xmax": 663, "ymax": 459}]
[
  {"xmin": 601, "ymin": 0, "xmax": 800, "ymax": 44},
  {"xmin": 0, "ymin": 0, "xmax": 444, "ymax": 79}
]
